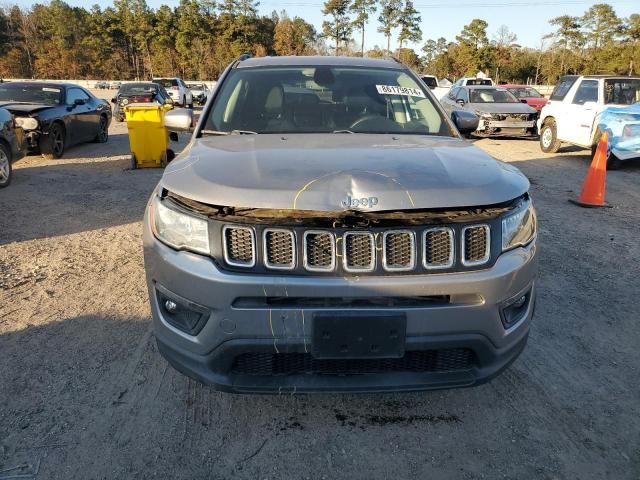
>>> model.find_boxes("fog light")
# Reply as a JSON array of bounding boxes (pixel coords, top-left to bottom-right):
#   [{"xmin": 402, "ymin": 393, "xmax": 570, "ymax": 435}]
[
  {"xmin": 500, "ymin": 290, "xmax": 532, "ymax": 329},
  {"xmin": 156, "ymin": 285, "xmax": 209, "ymax": 335}
]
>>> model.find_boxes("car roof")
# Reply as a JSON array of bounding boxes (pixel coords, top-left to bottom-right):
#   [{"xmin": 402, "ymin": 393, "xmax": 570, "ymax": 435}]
[
  {"xmin": 3, "ymin": 81, "xmax": 73, "ymax": 89},
  {"xmin": 463, "ymin": 85, "xmax": 503, "ymax": 89},
  {"xmin": 235, "ymin": 55, "xmax": 405, "ymax": 70}
]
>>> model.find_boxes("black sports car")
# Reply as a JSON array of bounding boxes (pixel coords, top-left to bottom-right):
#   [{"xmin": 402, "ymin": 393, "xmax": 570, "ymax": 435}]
[
  {"xmin": 0, "ymin": 82, "xmax": 112, "ymax": 159},
  {"xmin": 112, "ymin": 82, "xmax": 173, "ymax": 122},
  {"xmin": 0, "ymin": 106, "xmax": 24, "ymax": 188}
]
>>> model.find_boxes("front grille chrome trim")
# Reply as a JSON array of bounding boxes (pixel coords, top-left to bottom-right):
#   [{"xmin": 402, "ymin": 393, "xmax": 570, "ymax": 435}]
[
  {"xmin": 303, "ymin": 230, "xmax": 336, "ymax": 272},
  {"xmin": 262, "ymin": 228, "xmax": 296, "ymax": 270},
  {"xmin": 222, "ymin": 225, "xmax": 256, "ymax": 268},
  {"xmin": 382, "ymin": 230, "xmax": 416, "ymax": 272},
  {"xmin": 342, "ymin": 231, "xmax": 376, "ymax": 273},
  {"xmin": 461, "ymin": 224, "xmax": 491, "ymax": 267},
  {"xmin": 423, "ymin": 227, "xmax": 455, "ymax": 270}
]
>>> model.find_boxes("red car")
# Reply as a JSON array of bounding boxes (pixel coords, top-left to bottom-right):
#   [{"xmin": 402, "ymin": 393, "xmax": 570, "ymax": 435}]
[{"xmin": 502, "ymin": 85, "xmax": 547, "ymax": 113}]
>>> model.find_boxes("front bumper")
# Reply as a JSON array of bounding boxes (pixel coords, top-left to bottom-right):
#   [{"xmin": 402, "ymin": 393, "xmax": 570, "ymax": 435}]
[{"xmin": 143, "ymin": 222, "xmax": 538, "ymax": 394}]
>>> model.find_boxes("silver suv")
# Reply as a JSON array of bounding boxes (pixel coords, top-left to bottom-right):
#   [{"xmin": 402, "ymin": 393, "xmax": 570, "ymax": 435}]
[{"xmin": 144, "ymin": 56, "xmax": 538, "ymax": 393}]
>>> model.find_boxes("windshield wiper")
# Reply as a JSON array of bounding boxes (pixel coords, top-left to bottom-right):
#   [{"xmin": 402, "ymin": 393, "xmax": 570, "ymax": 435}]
[
  {"xmin": 200, "ymin": 129, "xmax": 258, "ymax": 136},
  {"xmin": 332, "ymin": 129, "xmax": 355, "ymax": 134}
]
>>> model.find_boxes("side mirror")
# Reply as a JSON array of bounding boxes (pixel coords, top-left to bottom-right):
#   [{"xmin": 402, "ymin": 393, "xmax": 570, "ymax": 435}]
[
  {"xmin": 456, "ymin": 99, "xmax": 465, "ymax": 107},
  {"xmin": 74, "ymin": 98, "xmax": 86, "ymax": 106},
  {"xmin": 451, "ymin": 110, "xmax": 479, "ymax": 135},
  {"xmin": 164, "ymin": 108, "xmax": 193, "ymax": 132},
  {"xmin": 520, "ymin": 99, "xmax": 528, "ymax": 104}
]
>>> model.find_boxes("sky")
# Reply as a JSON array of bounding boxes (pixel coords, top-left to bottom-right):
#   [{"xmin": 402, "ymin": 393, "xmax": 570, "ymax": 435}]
[{"xmin": 9, "ymin": 0, "xmax": 640, "ymax": 50}]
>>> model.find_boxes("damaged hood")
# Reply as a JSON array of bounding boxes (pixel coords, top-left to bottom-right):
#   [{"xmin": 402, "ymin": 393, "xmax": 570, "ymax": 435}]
[
  {"xmin": 0, "ymin": 102, "xmax": 54, "ymax": 114},
  {"xmin": 161, "ymin": 134, "xmax": 529, "ymax": 211},
  {"xmin": 469, "ymin": 102, "xmax": 536, "ymax": 115}
]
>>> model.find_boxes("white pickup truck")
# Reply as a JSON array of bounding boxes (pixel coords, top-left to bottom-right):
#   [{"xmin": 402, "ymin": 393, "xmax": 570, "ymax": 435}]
[
  {"xmin": 420, "ymin": 75, "xmax": 452, "ymax": 101},
  {"xmin": 538, "ymin": 75, "xmax": 640, "ymax": 164}
]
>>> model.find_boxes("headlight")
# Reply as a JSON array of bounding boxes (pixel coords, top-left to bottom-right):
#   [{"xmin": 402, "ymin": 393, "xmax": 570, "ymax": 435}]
[
  {"xmin": 502, "ymin": 198, "xmax": 536, "ymax": 251},
  {"xmin": 14, "ymin": 117, "xmax": 39, "ymax": 130},
  {"xmin": 150, "ymin": 196, "xmax": 210, "ymax": 255}
]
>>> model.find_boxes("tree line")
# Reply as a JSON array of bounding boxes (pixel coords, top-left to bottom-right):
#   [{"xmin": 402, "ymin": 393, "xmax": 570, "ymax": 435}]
[{"xmin": 0, "ymin": 0, "xmax": 638, "ymax": 84}]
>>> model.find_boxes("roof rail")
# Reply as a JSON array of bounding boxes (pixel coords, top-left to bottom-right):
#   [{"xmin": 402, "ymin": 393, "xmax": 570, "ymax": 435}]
[{"xmin": 232, "ymin": 53, "xmax": 252, "ymax": 68}]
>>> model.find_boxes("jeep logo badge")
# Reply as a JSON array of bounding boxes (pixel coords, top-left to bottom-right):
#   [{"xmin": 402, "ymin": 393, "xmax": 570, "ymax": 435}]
[{"xmin": 341, "ymin": 195, "xmax": 379, "ymax": 209}]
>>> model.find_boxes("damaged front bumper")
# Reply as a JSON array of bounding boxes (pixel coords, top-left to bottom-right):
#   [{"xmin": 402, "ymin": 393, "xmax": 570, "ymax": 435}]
[{"xmin": 143, "ymin": 216, "xmax": 538, "ymax": 394}]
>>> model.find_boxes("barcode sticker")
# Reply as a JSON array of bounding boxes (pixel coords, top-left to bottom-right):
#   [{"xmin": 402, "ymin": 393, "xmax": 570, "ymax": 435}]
[{"xmin": 376, "ymin": 85, "xmax": 426, "ymax": 98}]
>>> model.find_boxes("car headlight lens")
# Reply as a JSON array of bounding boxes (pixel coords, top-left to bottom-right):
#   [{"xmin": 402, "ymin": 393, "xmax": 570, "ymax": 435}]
[
  {"xmin": 151, "ymin": 196, "xmax": 210, "ymax": 255},
  {"xmin": 15, "ymin": 117, "xmax": 39, "ymax": 130},
  {"xmin": 502, "ymin": 198, "xmax": 536, "ymax": 251}
]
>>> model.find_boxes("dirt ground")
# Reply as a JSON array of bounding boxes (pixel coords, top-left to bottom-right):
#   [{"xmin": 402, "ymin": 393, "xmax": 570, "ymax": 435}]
[{"xmin": 1, "ymin": 114, "xmax": 639, "ymax": 479}]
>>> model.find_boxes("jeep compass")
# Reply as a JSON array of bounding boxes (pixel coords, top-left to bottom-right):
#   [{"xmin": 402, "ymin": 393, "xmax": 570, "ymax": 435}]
[{"xmin": 143, "ymin": 56, "xmax": 538, "ymax": 393}]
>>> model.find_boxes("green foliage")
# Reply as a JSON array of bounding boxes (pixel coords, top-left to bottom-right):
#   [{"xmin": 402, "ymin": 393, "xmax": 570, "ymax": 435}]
[
  {"xmin": 398, "ymin": 0, "xmax": 421, "ymax": 50},
  {"xmin": 350, "ymin": 0, "xmax": 377, "ymax": 56},
  {"xmin": 377, "ymin": 0, "xmax": 401, "ymax": 53},
  {"xmin": 322, "ymin": 0, "xmax": 353, "ymax": 54}
]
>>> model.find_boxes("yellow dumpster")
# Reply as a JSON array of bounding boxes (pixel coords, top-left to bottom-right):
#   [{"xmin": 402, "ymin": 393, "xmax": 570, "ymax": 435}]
[{"xmin": 124, "ymin": 103, "xmax": 173, "ymax": 169}]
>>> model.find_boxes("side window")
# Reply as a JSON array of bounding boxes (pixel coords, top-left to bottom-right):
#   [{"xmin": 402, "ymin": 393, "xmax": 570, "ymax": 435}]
[
  {"xmin": 66, "ymin": 88, "xmax": 90, "ymax": 105},
  {"xmin": 572, "ymin": 80, "xmax": 599, "ymax": 105}
]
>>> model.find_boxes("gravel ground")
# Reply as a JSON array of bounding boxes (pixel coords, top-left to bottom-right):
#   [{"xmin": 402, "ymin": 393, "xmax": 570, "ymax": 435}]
[{"xmin": 1, "ymin": 117, "xmax": 639, "ymax": 479}]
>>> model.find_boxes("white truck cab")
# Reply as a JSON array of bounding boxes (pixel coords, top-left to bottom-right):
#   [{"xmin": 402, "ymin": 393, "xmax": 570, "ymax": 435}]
[{"xmin": 538, "ymin": 75, "xmax": 640, "ymax": 154}]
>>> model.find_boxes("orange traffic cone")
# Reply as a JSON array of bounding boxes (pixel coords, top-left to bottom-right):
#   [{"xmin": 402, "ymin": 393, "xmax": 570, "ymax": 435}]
[{"xmin": 569, "ymin": 132, "xmax": 612, "ymax": 208}]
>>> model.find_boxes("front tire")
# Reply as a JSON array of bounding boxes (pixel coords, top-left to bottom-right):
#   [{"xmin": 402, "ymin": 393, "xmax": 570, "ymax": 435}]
[
  {"xmin": 0, "ymin": 143, "xmax": 12, "ymax": 188},
  {"xmin": 40, "ymin": 122, "xmax": 65, "ymax": 159},
  {"xmin": 539, "ymin": 119, "xmax": 561, "ymax": 153}
]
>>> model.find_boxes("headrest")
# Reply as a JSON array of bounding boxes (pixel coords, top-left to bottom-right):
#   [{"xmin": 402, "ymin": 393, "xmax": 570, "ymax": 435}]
[{"xmin": 265, "ymin": 86, "xmax": 284, "ymax": 113}]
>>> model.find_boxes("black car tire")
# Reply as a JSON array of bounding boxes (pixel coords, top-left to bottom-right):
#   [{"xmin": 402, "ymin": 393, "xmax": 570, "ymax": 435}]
[
  {"xmin": 182, "ymin": 95, "xmax": 186, "ymax": 107},
  {"xmin": 0, "ymin": 143, "xmax": 12, "ymax": 188},
  {"xmin": 94, "ymin": 115, "xmax": 109, "ymax": 143},
  {"xmin": 188, "ymin": 97, "xmax": 194, "ymax": 109},
  {"xmin": 539, "ymin": 119, "xmax": 561, "ymax": 153},
  {"xmin": 591, "ymin": 136, "xmax": 623, "ymax": 170},
  {"xmin": 40, "ymin": 122, "xmax": 65, "ymax": 159}
]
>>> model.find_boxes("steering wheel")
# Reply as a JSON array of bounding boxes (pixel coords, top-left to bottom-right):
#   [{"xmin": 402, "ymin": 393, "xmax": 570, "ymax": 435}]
[{"xmin": 349, "ymin": 115, "xmax": 401, "ymax": 132}]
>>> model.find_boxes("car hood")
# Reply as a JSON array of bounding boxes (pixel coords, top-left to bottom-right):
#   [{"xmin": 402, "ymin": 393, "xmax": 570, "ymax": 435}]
[
  {"xmin": 0, "ymin": 102, "xmax": 55, "ymax": 114},
  {"xmin": 161, "ymin": 134, "xmax": 529, "ymax": 211},
  {"xmin": 469, "ymin": 102, "xmax": 536, "ymax": 114}
]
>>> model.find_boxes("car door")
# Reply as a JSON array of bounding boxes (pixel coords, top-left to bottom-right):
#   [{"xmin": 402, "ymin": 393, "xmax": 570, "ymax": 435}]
[
  {"xmin": 455, "ymin": 87, "xmax": 470, "ymax": 113},
  {"xmin": 441, "ymin": 87, "xmax": 460, "ymax": 114},
  {"xmin": 65, "ymin": 88, "xmax": 94, "ymax": 142},
  {"xmin": 561, "ymin": 79, "xmax": 599, "ymax": 147}
]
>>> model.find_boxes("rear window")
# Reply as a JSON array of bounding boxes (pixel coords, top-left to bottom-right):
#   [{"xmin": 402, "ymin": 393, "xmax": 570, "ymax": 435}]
[
  {"xmin": 154, "ymin": 79, "xmax": 178, "ymax": 88},
  {"xmin": 466, "ymin": 79, "xmax": 492, "ymax": 86},
  {"xmin": 604, "ymin": 79, "xmax": 640, "ymax": 105},
  {"xmin": 120, "ymin": 83, "xmax": 158, "ymax": 94},
  {"xmin": 508, "ymin": 87, "xmax": 543, "ymax": 99},
  {"xmin": 421, "ymin": 76, "xmax": 437, "ymax": 88},
  {"xmin": 550, "ymin": 77, "xmax": 578, "ymax": 101}
]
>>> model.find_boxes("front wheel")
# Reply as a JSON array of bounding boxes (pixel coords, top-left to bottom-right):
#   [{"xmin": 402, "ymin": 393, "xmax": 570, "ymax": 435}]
[
  {"xmin": 0, "ymin": 143, "xmax": 12, "ymax": 188},
  {"xmin": 591, "ymin": 140, "xmax": 623, "ymax": 170},
  {"xmin": 539, "ymin": 119, "xmax": 561, "ymax": 153},
  {"xmin": 40, "ymin": 123, "xmax": 65, "ymax": 159}
]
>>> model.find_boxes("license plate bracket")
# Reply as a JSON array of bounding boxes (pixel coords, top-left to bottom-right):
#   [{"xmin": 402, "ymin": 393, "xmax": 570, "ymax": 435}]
[{"xmin": 312, "ymin": 312, "xmax": 406, "ymax": 359}]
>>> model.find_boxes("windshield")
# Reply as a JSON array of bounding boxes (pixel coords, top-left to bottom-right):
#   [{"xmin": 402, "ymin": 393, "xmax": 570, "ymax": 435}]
[
  {"xmin": 469, "ymin": 88, "xmax": 518, "ymax": 104},
  {"xmin": 205, "ymin": 66, "xmax": 449, "ymax": 135},
  {"xmin": 604, "ymin": 79, "xmax": 640, "ymax": 105},
  {"xmin": 120, "ymin": 83, "xmax": 158, "ymax": 94},
  {"xmin": 0, "ymin": 84, "xmax": 63, "ymax": 105},
  {"xmin": 154, "ymin": 79, "xmax": 178, "ymax": 88},
  {"xmin": 508, "ymin": 87, "xmax": 542, "ymax": 99}
]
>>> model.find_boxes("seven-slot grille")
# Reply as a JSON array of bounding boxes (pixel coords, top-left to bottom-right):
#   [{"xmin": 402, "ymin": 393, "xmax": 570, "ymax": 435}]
[
  {"xmin": 462, "ymin": 225, "xmax": 490, "ymax": 266},
  {"xmin": 423, "ymin": 227, "xmax": 454, "ymax": 269},
  {"xmin": 222, "ymin": 224, "xmax": 492, "ymax": 273},
  {"xmin": 263, "ymin": 229, "xmax": 295, "ymax": 269}
]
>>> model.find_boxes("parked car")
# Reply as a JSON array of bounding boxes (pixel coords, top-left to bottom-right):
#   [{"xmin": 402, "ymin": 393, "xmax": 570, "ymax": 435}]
[
  {"xmin": 420, "ymin": 75, "xmax": 450, "ymax": 100},
  {"xmin": 144, "ymin": 55, "xmax": 538, "ymax": 394},
  {"xmin": 187, "ymin": 83, "xmax": 209, "ymax": 105},
  {"xmin": 0, "ymin": 107, "xmax": 24, "ymax": 188},
  {"xmin": 112, "ymin": 82, "xmax": 174, "ymax": 122},
  {"xmin": 592, "ymin": 102, "xmax": 640, "ymax": 169},
  {"xmin": 502, "ymin": 85, "xmax": 547, "ymax": 113},
  {"xmin": 94, "ymin": 81, "xmax": 109, "ymax": 89},
  {"xmin": 153, "ymin": 77, "xmax": 193, "ymax": 108},
  {"xmin": 0, "ymin": 82, "xmax": 112, "ymax": 159},
  {"xmin": 109, "ymin": 81, "xmax": 122, "ymax": 90},
  {"xmin": 538, "ymin": 75, "xmax": 640, "ymax": 166},
  {"xmin": 452, "ymin": 77, "xmax": 494, "ymax": 88},
  {"xmin": 440, "ymin": 85, "xmax": 537, "ymax": 137}
]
